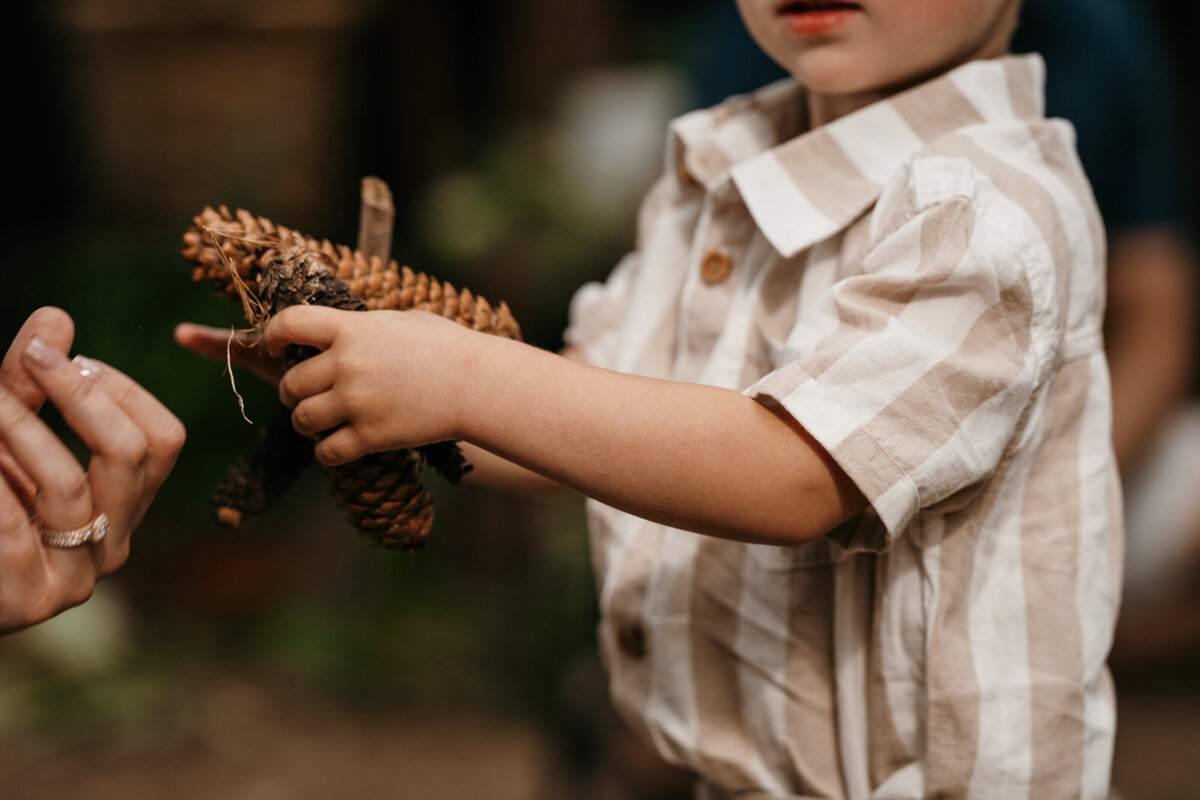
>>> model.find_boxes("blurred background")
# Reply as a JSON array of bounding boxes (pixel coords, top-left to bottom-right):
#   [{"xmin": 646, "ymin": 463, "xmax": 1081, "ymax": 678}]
[{"xmin": 1, "ymin": 1, "xmax": 1198, "ymax": 798}]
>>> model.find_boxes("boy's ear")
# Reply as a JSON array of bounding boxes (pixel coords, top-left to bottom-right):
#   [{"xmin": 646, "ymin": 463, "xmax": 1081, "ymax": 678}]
[{"xmin": 1, "ymin": 306, "xmax": 76, "ymax": 411}]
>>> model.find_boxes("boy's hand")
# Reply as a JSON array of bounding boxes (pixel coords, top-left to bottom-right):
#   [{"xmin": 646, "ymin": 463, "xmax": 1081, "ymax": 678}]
[{"xmin": 263, "ymin": 306, "xmax": 475, "ymax": 466}]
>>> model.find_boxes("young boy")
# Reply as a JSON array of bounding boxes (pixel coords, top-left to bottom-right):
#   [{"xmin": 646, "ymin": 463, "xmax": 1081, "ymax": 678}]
[{"xmin": 229, "ymin": 0, "xmax": 1122, "ymax": 795}]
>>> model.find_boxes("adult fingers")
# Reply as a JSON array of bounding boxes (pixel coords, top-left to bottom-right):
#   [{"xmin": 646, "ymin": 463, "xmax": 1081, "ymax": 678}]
[
  {"xmin": 69, "ymin": 356, "xmax": 186, "ymax": 487},
  {"xmin": 0, "ymin": 307, "xmax": 75, "ymax": 410},
  {"xmin": 0, "ymin": 382, "xmax": 95, "ymax": 532},
  {"xmin": 0, "ymin": 471, "xmax": 96, "ymax": 633},
  {"xmin": 0, "ymin": 447, "xmax": 38, "ymax": 512},
  {"xmin": 262, "ymin": 306, "xmax": 349, "ymax": 357},
  {"xmin": 278, "ymin": 353, "xmax": 336, "ymax": 409},
  {"xmin": 19, "ymin": 338, "xmax": 147, "ymax": 558}
]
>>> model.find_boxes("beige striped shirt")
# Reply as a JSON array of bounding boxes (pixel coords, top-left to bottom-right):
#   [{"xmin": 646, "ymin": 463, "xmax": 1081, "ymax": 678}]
[{"xmin": 564, "ymin": 54, "xmax": 1122, "ymax": 799}]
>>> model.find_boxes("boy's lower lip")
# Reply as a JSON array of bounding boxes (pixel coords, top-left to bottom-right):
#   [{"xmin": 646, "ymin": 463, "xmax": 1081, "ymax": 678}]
[{"xmin": 778, "ymin": 2, "xmax": 860, "ymax": 36}]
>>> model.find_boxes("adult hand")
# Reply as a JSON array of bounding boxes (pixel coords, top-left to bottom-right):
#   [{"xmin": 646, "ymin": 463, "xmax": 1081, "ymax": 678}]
[{"xmin": 0, "ymin": 308, "xmax": 186, "ymax": 633}]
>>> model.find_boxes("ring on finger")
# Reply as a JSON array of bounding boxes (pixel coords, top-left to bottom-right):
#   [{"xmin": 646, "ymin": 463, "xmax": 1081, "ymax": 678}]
[{"xmin": 38, "ymin": 512, "xmax": 111, "ymax": 549}]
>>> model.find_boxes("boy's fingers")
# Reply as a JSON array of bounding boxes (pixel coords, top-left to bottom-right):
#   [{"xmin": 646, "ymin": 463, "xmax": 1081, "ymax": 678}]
[
  {"xmin": 0, "ymin": 307, "xmax": 75, "ymax": 410},
  {"xmin": 263, "ymin": 306, "xmax": 344, "ymax": 356},
  {"xmin": 290, "ymin": 393, "xmax": 346, "ymax": 437},
  {"xmin": 313, "ymin": 426, "xmax": 369, "ymax": 467},
  {"xmin": 278, "ymin": 355, "xmax": 335, "ymax": 409},
  {"xmin": 174, "ymin": 323, "xmax": 260, "ymax": 361},
  {"xmin": 176, "ymin": 322, "xmax": 282, "ymax": 384}
]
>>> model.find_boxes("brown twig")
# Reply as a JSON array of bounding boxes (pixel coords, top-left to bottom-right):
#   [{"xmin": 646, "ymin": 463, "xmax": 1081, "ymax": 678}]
[{"xmin": 356, "ymin": 176, "xmax": 394, "ymax": 262}]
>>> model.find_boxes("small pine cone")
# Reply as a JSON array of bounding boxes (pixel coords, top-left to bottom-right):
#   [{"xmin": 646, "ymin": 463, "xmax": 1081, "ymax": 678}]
[
  {"xmin": 211, "ymin": 408, "xmax": 316, "ymax": 528},
  {"xmin": 325, "ymin": 449, "xmax": 434, "ymax": 551}
]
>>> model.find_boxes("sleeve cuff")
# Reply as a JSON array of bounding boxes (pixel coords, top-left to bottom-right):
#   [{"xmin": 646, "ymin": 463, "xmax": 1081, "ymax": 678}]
[{"xmin": 746, "ymin": 365, "xmax": 921, "ymax": 552}]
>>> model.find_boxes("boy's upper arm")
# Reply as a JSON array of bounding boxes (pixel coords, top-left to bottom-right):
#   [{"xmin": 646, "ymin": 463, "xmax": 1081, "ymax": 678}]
[{"xmin": 746, "ymin": 188, "xmax": 1051, "ymax": 551}]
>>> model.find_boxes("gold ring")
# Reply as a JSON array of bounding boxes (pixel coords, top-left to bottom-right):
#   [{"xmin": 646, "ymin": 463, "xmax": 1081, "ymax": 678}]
[{"xmin": 40, "ymin": 513, "xmax": 110, "ymax": 549}]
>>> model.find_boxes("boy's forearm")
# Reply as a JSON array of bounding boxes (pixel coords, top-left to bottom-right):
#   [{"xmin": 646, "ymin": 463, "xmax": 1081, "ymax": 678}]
[
  {"xmin": 457, "ymin": 442, "xmax": 572, "ymax": 496},
  {"xmin": 456, "ymin": 336, "xmax": 865, "ymax": 546}
]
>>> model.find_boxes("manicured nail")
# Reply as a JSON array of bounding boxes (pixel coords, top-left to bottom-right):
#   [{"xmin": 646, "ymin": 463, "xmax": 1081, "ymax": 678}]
[
  {"xmin": 24, "ymin": 337, "xmax": 67, "ymax": 370},
  {"xmin": 71, "ymin": 355, "xmax": 105, "ymax": 381}
]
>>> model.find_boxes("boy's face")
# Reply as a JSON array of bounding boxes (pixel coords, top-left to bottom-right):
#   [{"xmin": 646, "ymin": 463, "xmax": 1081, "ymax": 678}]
[{"xmin": 735, "ymin": 0, "xmax": 1022, "ymax": 114}]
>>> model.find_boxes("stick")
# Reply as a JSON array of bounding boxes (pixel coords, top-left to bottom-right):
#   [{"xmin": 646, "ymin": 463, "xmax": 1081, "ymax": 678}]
[{"xmin": 356, "ymin": 176, "xmax": 395, "ymax": 262}]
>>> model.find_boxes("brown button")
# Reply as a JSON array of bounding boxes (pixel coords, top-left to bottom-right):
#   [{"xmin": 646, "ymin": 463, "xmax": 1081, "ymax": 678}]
[
  {"xmin": 700, "ymin": 250, "xmax": 733, "ymax": 284},
  {"xmin": 616, "ymin": 621, "xmax": 647, "ymax": 660}
]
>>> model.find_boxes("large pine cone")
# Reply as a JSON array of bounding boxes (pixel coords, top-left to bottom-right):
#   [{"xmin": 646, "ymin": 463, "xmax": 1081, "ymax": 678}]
[
  {"xmin": 184, "ymin": 205, "xmax": 520, "ymax": 337},
  {"xmin": 184, "ymin": 208, "xmax": 520, "ymax": 550}
]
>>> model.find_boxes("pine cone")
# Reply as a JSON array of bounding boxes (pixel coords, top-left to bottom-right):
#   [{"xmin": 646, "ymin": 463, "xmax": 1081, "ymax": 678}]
[
  {"xmin": 184, "ymin": 208, "xmax": 520, "ymax": 549},
  {"xmin": 211, "ymin": 407, "xmax": 316, "ymax": 528},
  {"xmin": 325, "ymin": 450, "xmax": 434, "ymax": 551},
  {"xmin": 183, "ymin": 205, "xmax": 521, "ymax": 339}
]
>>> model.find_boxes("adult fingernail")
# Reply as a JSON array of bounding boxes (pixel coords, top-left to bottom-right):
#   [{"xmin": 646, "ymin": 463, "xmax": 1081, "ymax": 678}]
[
  {"xmin": 25, "ymin": 337, "xmax": 67, "ymax": 370},
  {"xmin": 71, "ymin": 355, "xmax": 105, "ymax": 381}
]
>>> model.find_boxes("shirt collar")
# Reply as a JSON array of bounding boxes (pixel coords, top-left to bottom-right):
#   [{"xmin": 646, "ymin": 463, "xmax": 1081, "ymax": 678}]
[{"xmin": 670, "ymin": 54, "xmax": 1047, "ymax": 258}]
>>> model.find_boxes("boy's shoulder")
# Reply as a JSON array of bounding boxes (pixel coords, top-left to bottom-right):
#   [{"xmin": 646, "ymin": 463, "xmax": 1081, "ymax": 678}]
[{"xmin": 884, "ymin": 112, "xmax": 1091, "ymax": 231}]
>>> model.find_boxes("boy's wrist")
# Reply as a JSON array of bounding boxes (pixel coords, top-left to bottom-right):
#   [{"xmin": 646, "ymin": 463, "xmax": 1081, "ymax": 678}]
[{"xmin": 451, "ymin": 330, "xmax": 532, "ymax": 447}]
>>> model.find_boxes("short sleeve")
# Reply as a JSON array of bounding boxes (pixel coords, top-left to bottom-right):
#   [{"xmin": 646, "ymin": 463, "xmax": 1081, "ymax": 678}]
[{"xmin": 746, "ymin": 193, "xmax": 1053, "ymax": 551}]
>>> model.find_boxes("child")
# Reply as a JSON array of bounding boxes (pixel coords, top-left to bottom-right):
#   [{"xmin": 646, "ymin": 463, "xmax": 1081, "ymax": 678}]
[{"xmin": 200, "ymin": 0, "xmax": 1122, "ymax": 795}]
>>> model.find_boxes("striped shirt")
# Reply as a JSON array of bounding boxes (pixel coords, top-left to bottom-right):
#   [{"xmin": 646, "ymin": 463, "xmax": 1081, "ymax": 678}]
[{"xmin": 564, "ymin": 54, "xmax": 1122, "ymax": 799}]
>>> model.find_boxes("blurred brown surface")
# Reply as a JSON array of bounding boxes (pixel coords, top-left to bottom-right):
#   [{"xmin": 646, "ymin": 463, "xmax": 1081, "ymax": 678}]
[
  {"xmin": 1113, "ymin": 655, "xmax": 1200, "ymax": 800},
  {"xmin": 0, "ymin": 670, "xmax": 549, "ymax": 800},
  {"xmin": 53, "ymin": 0, "xmax": 381, "ymax": 228}
]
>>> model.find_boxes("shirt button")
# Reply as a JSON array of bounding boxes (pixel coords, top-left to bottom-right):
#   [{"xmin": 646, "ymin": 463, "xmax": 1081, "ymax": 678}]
[
  {"xmin": 616, "ymin": 621, "xmax": 647, "ymax": 660},
  {"xmin": 700, "ymin": 250, "xmax": 733, "ymax": 284}
]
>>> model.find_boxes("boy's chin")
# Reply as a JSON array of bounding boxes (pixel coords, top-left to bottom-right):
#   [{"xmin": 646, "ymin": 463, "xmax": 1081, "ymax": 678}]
[
  {"xmin": 790, "ymin": 54, "xmax": 951, "ymax": 106},
  {"xmin": 776, "ymin": 48, "xmax": 872, "ymax": 90}
]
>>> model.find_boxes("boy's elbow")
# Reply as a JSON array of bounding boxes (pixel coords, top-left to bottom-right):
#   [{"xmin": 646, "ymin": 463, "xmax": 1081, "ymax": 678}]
[
  {"xmin": 774, "ymin": 477, "xmax": 867, "ymax": 547},
  {"xmin": 711, "ymin": 469, "xmax": 867, "ymax": 548},
  {"xmin": 761, "ymin": 405, "xmax": 868, "ymax": 546}
]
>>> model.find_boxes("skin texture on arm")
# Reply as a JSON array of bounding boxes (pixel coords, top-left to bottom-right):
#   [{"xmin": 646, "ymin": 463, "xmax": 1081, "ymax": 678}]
[
  {"xmin": 263, "ymin": 306, "xmax": 866, "ymax": 546},
  {"xmin": 1104, "ymin": 228, "xmax": 1197, "ymax": 475},
  {"xmin": 455, "ymin": 344, "xmax": 584, "ymax": 497}
]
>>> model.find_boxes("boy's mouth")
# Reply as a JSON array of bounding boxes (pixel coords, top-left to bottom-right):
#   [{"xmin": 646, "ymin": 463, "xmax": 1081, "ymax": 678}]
[{"xmin": 777, "ymin": 0, "xmax": 862, "ymax": 35}]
